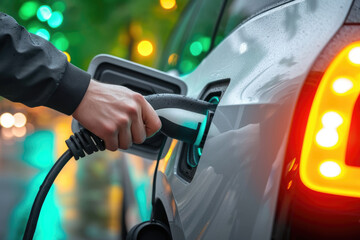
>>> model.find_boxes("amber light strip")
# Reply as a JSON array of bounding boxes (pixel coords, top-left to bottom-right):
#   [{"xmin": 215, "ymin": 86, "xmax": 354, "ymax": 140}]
[{"xmin": 300, "ymin": 42, "xmax": 360, "ymax": 198}]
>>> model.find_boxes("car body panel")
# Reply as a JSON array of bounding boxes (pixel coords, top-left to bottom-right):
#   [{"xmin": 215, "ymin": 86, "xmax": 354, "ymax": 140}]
[{"xmin": 155, "ymin": 0, "xmax": 353, "ymax": 239}]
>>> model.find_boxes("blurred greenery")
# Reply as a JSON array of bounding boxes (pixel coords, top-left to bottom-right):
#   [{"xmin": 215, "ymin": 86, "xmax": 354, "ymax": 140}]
[
  {"xmin": 0, "ymin": 0, "xmax": 188, "ymax": 69},
  {"xmin": 0, "ymin": 1, "xmax": 188, "ymax": 239}
]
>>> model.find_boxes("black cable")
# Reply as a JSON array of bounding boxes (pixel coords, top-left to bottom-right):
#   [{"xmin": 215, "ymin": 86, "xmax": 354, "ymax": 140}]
[
  {"xmin": 23, "ymin": 129, "xmax": 105, "ymax": 240},
  {"xmin": 151, "ymin": 138, "xmax": 167, "ymax": 215},
  {"xmin": 23, "ymin": 150, "xmax": 73, "ymax": 240}
]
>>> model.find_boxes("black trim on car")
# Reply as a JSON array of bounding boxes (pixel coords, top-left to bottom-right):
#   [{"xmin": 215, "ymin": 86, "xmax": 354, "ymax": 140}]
[
  {"xmin": 346, "ymin": 0, "xmax": 360, "ymax": 24},
  {"xmin": 209, "ymin": 0, "xmax": 228, "ymax": 51}
]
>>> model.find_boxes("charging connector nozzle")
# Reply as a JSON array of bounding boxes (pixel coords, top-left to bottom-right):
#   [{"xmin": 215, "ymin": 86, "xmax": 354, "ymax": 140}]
[{"xmin": 145, "ymin": 94, "xmax": 217, "ymax": 146}]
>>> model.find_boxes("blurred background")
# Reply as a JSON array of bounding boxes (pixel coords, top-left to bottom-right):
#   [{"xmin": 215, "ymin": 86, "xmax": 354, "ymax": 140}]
[{"xmin": 0, "ymin": 0, "xmax": 188, "ymax": 239}]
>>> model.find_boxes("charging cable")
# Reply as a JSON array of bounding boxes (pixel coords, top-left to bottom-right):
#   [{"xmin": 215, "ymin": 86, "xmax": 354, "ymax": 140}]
[
  {"xmin": 23, "ymin": 129, "xmax": 105, "ymax": 240},
  {"xmin": 22, "ymin": 94, "xmax": 216, "ymax": 240}
]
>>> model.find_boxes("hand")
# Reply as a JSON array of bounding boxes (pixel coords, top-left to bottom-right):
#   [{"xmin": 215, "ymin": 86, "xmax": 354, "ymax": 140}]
[{"xmin": 72, "ymin": 80, "xmax": 161, "ymax": 151}]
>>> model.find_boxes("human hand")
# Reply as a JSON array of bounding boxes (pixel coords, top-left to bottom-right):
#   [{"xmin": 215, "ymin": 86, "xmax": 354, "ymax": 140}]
[{"xmin": 72, "ymin": 80, "xmax": 161, "ymax": 151}]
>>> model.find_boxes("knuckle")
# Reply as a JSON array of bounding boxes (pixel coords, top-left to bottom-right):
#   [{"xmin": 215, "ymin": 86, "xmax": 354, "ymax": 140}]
[
  {"xmin": 103, "ymin": 123, "xmax": 116, "ymax": 135},
  {"xmin": 132, "ymin": 92, "xmax": 144, "ymax": 103},
  {"xmin": 127, "ymin": 104, "xmax": 138, "ymax": 117},
  {"xmin": 116, "ymin": 116, "xmax": 129, "ymax": 127}
]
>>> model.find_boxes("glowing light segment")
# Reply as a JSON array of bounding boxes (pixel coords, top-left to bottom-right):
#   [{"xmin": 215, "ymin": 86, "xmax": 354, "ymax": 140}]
[
  {"xmin": 321, "ymin": 112, "xmax": 343, "ymax": 128},
  {"xmin": 348, "ymin": 47, "xmax": 360, "ymax": 64},
  {"xmin": 300, "ymin": 41, "xmax": 360, "ymax": 198},
  {"xmin": 333, "ymin": 78, "xmax": 353, "ymax": 94},
  {"xmin": 316, "ymin": 128, "xmax": 339, "ymax": 148},
  {"xmin": 319, "ymin": 161, "xmax": 341, "ymax": 178}
]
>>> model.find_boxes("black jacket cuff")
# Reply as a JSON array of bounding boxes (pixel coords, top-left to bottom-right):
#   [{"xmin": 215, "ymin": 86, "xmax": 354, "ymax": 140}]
[{"xmin": 44, "ymin": 62, "xmax": 91, "ymax": 115}]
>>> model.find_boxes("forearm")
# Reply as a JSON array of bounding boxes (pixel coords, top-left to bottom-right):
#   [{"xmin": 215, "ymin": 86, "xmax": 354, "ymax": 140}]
[{"xmin": 0, "ymin": 12, "xmax": 90, "ymax": 115}]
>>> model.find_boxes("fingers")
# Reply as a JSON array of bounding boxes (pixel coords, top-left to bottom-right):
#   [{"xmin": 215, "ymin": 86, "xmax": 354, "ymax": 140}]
[
  {"xmin": 103, "ymin": 121, "xmax": 132, "ymax": 151},
  {"xmin": 74, "ymin": 82, "xmax": 160, "ymax": 151},
  {"xmin": 132, "ymin": 92, "xmax": 161, "ymax": 138},
  {"xmin": 103, "ymin": 127, "xmax": 119, "ymax": 151},
  {"xmin": 142, "ymin": 99, "xmax": 162, "ymax": 137},
  {"xmin": 118, "ymin": 121, "xmax": 132, "ymax": 150},
  {"xmin": 131, "ymin": 118, "xmax": 147, "ymax": 144}
]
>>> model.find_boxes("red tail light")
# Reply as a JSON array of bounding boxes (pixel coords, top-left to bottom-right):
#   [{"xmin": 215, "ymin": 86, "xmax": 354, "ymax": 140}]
[
  {"xmin": 273, "ymin": 24, "xmax": 360, "ymax": 239},
  {"xmin": 300, "ymin": 41, "xmax": 360, "ymax": 198}
]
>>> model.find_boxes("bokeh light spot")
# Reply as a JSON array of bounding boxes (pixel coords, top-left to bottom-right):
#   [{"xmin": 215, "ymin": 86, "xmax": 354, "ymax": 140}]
[
  {"xmin": 14, "ymin": 113, "xmax": 27, "ymax": 128},
  {"xmin": 37, "ymin": 5, "xmax": 52, "ymax": 22},
  {"xmin": 19, "ymin": 1, "xmax": 39, "ymax": 20},
  {"xmin": 199, "ymin": 37, "xmax": 211, "ymax": 52},
  {"xmin": 12, "ymin": 126, "xmax": 27, "ymax": 138},
  {"xmin": 179, "ymin": 60, "xmax": 195, "ymax": 74},
  {"xmin": 27, "ymin": 21, "xmax": 42, "ymax": 34},
  {"xmin": 52, "ymin": 1, "xmax": 66, "ymax": 12},
  {"xmin": 168, "ymin": 53, "xmax": 178, "ymax": 65},
  {"xmin": 137, "ymin": 40, "xmax": 153, "ymax": 56},
  {"xmin": 190, "ymin": 41, "xmax": 203, "ymax": 56},
  {"xmin": 1, "ymin": 128, "xmax": 13, "ymax": 139},
  {"xmin": 1, "ymin": 113, "xmax": 15, "ymax": 128},
  {"xmin": 52, "ymin": 32, "xmax": 69, "ymax": 51},
  {"xmin": 48, "ymin": 11, "xmax": 63, "ymax": 28},
  {"xmin": 36, "ymin": 28, "xmax": 50, "ymax": 40},
  {"xmin": 160, "ymin": 0, "xmax": 176, "ymax": 9}
]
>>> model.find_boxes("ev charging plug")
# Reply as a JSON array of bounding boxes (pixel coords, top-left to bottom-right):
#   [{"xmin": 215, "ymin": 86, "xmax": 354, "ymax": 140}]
[
  {"xmin": 23, "ymin": 93, "xmax": 217, "ymax": 240},
  {"xmin": 145, "ymin": 94, "xmax": 217, "ymax": 146}
]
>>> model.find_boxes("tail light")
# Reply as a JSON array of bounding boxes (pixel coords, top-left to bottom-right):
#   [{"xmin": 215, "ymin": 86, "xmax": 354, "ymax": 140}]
[
  {"xmin": 300, "ymin": 41, "xmax": 360, "ymax": 198},
  {"xmin": 273, "ymin": 23, "xmax": 360, "ymax": 239}
]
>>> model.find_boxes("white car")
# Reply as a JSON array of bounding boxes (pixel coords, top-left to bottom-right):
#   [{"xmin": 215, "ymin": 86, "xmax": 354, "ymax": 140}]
[{"xmin": 86, "ymin": 0, "xmax": 360, "ymax": 239}]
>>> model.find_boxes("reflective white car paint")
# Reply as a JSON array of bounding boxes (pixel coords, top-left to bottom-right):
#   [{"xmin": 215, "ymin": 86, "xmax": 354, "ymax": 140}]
[{"xmin": 155, "ymin": 0, "xmax": 353, "ymax": 239}]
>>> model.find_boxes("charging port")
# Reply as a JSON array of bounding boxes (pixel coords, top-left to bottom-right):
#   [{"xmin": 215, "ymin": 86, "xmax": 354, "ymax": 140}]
[{"xmin": 176, "ymin": 79, "xmax": 229, "ymax": 182}]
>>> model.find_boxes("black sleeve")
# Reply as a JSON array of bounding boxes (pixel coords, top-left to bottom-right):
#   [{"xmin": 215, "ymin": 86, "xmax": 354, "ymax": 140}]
[{"xmin": 0, "ymin": 12, "xmax": 91, "ymax": 115}]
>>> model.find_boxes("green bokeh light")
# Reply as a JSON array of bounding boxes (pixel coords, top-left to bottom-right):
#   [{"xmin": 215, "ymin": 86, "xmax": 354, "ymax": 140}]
[
  {"xmin": 37, "ymin": 5, "xmax": 52, "ymax": 22},
  {"xmin": 12, "ymin": 130, "xmax": 65, "ymax": 240},
  {"xmin": 22, "ymin": 130, "xmax": 55, "ymax": 169},
  {"xmin": 28, "ymin": 27, "xmax": 39, "ymax": 34},
  {"xmin": 48, "ymin": 11, "xmax": 63, "ymax": 28},
  {"xmin": 52, "ymin": 1, "xmax": 66, "ymax": 12},
  {"xmin": 19, "ymin": 1, "xmax": 39, "ymax": 20},
  {"xmin": 51, "ymin": 32, "xmax": 69, "ymax": 51},
  {"xmin": 8, "ymin": 172, "xmax": 66, "ymax": 240},
  {"xmin": 179, "ymin": 60, "xmax": 195, "ymax": 73},
  {"xmin": 36, "ymin": 28, "xmax": 50, "ymax": 41},
  {"xmin": 27, "ymin": 21, "xmax": 42, "ymax": 34},
  {"xmin": 199, "ymin": 37, "xmax": 211, "ymax": 52},
  {"xmin": 189, "ymin": 41, "xmax": 203, "ymax": 56}
]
